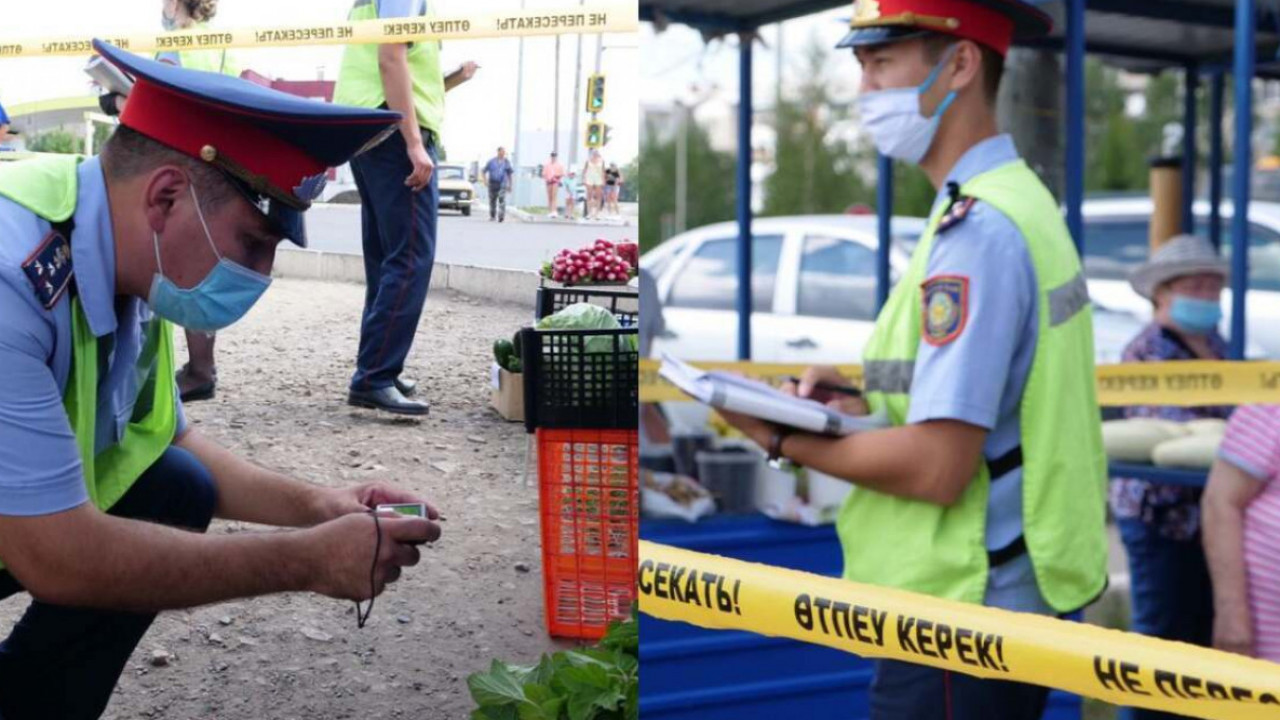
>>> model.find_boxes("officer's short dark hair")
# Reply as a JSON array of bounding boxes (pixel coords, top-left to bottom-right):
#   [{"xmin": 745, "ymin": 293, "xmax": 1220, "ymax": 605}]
[
  {"xmin": 101, "ymin": 125, "xmax": 238, "ymax": 212},
  {"xmin": 922, "ymin": 33, "xmax": 1003, "ymax": 105}
]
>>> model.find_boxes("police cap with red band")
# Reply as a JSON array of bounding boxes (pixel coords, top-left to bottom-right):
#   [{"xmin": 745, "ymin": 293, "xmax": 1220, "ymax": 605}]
[
  {"xmin": 92, "ymin": 39, "xmax": 400, "ymax": 247},
  {"xmin": 836, "ymin": 0, "xmax": 1052, "ymax": 57}
]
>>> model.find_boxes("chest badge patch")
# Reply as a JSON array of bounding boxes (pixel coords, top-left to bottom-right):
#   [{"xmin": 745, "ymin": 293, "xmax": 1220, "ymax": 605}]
[
  {"xmin": 22, "ymin": 230, "xmax": 74, "ymax": 310},
  {"xmin": 922, "ymin": 275, "xmax": 968, "ymax": 346}
]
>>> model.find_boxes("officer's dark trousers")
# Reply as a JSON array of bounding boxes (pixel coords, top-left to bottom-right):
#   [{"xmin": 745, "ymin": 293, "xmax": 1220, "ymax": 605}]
[
  {"xmin": 349, "ymin": 129, "xmax": 439, "ymax": 391},
  {"xmin": 870, "ymin": 659, "xmax": 1050, "ymax": 720},
  {"xmin": 0, "ymin": 446, "xmax": 218, "ymax": 720}
]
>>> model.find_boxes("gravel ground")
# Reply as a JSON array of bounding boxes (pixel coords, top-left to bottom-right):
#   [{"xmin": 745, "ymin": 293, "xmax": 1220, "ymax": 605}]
[{"xmin": 0, "ymin": 278, "xmax": 568, "ymax": 719}]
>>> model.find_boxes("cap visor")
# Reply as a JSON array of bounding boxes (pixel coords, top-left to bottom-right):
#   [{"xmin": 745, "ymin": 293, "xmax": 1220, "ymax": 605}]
[{"xmin": 836, "ymin": 26, "xmax": 929, "ymax": 49}]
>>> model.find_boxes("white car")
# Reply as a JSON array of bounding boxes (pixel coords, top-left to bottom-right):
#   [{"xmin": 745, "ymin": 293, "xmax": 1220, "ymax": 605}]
[
  {"xmin": 645, "ymin": 214, "xmax": 1148, "ymax": 367},
  {"xmin": 1082, "ymin": 197, "xmax": 1280, "ymax": 358}
]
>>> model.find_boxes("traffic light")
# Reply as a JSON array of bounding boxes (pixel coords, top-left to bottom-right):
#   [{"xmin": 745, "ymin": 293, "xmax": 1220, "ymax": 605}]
[
  {"xmin": 586, "ymin": 120, "xmax": 604, "ymax": 148},
  {"xmin": 586, "ymin": 74, "xmax": 606, "ymax": 114}
]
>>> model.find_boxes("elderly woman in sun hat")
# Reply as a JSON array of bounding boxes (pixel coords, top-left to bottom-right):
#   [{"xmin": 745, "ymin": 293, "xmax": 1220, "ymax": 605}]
[{"xmin": 1111, "ymin": 234, "xmax": 1233, "ymax": 709}]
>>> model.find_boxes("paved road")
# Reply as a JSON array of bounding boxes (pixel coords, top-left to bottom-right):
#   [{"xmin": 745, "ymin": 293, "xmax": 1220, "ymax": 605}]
[{"xmin": 304, "ymin": 203, "xmax": 634, "ymax": 271}]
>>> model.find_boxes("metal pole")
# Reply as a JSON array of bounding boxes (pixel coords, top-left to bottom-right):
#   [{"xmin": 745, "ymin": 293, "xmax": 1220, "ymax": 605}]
[
  {"xmin": 736, "ymin": 33, "xmax": 754, "ymax": 361},
  {"xmin": 1229, "ymin": 0, "xmax": 1255, "ymax": 360},
  {"xmin": 595, "ymin": 30, "xmax": 604, "ymax": 73},
  {"xmin": 512, "ymin": 0, "xmax": 525, "ymax": 192},
  {"xmin": 876, "ymin": 154, "xmax": 893, "ymax": 312},
  {"xmin": 1209, "ymin": 70, "xmax": 1225, "ymax": 250},
  {"xmin": 553, "ymin": 35, "xmax": 561, "ymax": 156},
  {"xmin": 1064, "ymin": 0, "xmax": 1085, "ymax": 256},
  {"xmin": 676, "ymin": 103, "xmax": 687, "ymax": 233},
  {"xmin": 1182, "ymin": 65, "xmax": 1199, "ymax": 234},
  {"xmin": 568, "ymin": 0, "xmax": 584, "ymax": 167}
]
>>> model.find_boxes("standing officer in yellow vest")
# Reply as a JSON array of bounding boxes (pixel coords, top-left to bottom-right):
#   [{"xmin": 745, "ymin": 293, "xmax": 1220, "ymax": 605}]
[
  {"xmin": 99, "ymin": 0, "xmax": 242, "ymax": 404},
  {"xmin": 718, "ymin": 1, "xmax": 1108, "ymax": 716},
  {"xmin": 0, "ymin": 42, "xmax": 441, "ymax": 719},
  {"xmin": 335, "ymin": 0, "xmax": 479, "ymax": 414}
]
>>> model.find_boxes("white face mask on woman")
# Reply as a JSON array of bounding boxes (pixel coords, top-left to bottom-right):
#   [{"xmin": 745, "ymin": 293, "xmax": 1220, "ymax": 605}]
[{"xmin": 855, "ymin": 44, "xmax": 959, "ymax": 165}]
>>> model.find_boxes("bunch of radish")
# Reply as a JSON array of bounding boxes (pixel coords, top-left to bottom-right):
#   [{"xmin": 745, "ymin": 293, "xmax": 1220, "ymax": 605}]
[{"xmin": 544, "ymin": 238, "xmax": 637, "ymax": 285}]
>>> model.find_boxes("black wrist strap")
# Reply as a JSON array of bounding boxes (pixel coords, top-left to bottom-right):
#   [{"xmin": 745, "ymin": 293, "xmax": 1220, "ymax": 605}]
[
  {"xmin": 768, "ymin": 426, "xmax": 792, "ymax": 462},
  {"xmin": 355, "ymin": 510, "xmax": 381, "ymax": 628}
]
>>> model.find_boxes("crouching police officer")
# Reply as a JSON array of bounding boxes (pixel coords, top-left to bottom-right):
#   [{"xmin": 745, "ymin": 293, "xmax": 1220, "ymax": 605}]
[
  {"xmin": 719, "ymin": 1, "xmax": 1108, "ymax": 717},
  {"xmin": 0, "ymin": 41, "xmax": 441, "ymax": 719}
]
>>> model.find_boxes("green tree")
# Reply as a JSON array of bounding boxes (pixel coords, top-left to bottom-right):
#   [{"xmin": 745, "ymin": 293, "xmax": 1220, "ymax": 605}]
[
  {"xmin": 27, "ymin": 129, "xmax": 79, "ymax": 155},
  {"xmin": 638, "ymin": 116, "xmax": 736, "ymax": 254},
  {"xmin": 620, "ymin": 158, "xmax": 638, "ymax": 202},
  {"xmin": 763, "ymin": 39, "xmax": 873, "ymax": 216}
]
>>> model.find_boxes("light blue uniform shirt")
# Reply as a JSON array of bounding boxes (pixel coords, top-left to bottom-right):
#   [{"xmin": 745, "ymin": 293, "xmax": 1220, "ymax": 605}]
[
  {"xmin": 905, "ymin": 134, "xmax": 1050, "ymax": 614},
  {"xmin": 379, "ymin": 0, "xmax": 428, "ymax": 19},
  {"xmin": 0, "ymin": 157, "xmax": 186, "ymax": 516}
]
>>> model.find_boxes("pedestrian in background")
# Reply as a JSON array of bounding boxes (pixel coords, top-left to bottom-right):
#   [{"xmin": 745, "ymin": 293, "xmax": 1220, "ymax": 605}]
[
  {"xmin": 542, "ymin": 151, "xmax": 564, "ymax": 218},
  {"xmin": 582, "ymin": 149, "xmax": 605, "ymax": 219},
  {"xmin": 482, "ymin": 146, "xmax": 512, "ymax": 222},
  {"xmin": 560, "ymin": 170, "xmax": 580, "ymax": 221},
  {"xmin": 604, "ymin": 161, "xmax": 623, "ymax": 216},
  {"xmin": 1203, "ymin": 404, "xmax": 1280, "ymax": 663},
  {"xmin": 335, "ymin": 0, "xmax": 479, "ymax": 414}
]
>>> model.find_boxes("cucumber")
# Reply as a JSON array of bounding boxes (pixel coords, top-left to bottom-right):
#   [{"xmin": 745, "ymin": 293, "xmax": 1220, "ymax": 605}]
[{"xmin": 493, "ymin": 339, "xmax": 515, "ymax": 370}]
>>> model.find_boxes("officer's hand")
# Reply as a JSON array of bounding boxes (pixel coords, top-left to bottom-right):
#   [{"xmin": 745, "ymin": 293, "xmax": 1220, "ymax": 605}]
[
  {"xmin": 788, "ymin": 366, "xmax": 869, "ymax": 416},
  {"xmin": 716, "ymin": 408, "xmax": 774, "ymax": 451},
  {"xmin": 318, "ymin": 483, "xmax": 442, "ymax": 523},
  {"xmin": 306, "ymin": 513, "xmax": 441, "ymax": 601},
  {"xmin": 405, "ymin": 142, "xmax": 434, "ymax": 192},
  {"xmin": 458, "ymin": 61, "xmax": 480, "ymax": 81}
]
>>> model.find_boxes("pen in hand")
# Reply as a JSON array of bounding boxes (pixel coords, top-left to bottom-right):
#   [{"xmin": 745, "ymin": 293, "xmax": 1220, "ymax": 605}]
[{"xmin": 781, "ymin": 375, "xmax": 864, "ymax": 399}]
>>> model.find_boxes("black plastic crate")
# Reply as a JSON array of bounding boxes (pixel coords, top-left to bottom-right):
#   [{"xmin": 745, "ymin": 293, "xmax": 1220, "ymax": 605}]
[
  {"xmin": 535, "ymin": 286, "xmax": 639, "ymax": 328},
  {"xmin": 520, "ymin": 327, "xmax": 639, "ymax": 433}
]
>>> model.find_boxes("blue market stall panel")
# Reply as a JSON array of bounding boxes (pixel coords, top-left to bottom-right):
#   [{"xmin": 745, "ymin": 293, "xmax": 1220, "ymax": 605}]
[{"xmin": 640, "ymin": 514, "xmax": 1082, "ymax": 719}]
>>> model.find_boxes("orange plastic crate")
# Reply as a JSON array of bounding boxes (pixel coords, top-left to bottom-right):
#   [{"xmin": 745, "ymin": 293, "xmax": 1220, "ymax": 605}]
[{"xmin": 537, "ymin": 428, "xmax": 638, "ymax": 639}]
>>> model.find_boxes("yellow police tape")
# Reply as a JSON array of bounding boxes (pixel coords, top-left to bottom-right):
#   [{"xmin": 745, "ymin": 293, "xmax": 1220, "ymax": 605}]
[
  {"xmin": 639, "ymin": 540, "xmax": 1280, "ymax": 719},
  {"xmin": 639, "ymin": 358, "xmax": 1280, "ymax": 407},
  {"xmin": 0, "ymin": 4, "xmax": 636, "ymax": 59}
]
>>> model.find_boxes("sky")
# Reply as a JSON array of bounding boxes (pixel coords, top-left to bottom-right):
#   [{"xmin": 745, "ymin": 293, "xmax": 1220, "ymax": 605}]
[
  {"xmin": 0, "ymin": 0, "xmax": 638, "ymax": 166},
  {"xmin": 639, "ymin": 7, "xmax": 859, "ymax": 119}
]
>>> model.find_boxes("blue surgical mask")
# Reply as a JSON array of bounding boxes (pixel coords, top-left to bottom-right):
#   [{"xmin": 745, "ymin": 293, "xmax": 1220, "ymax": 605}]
[
  {"xmin": 148, "ymin": 183, "xmax": 272, "ymax": 332},
  {"xmin": 1169, "ymin": 295, "xmax": 1222, "ymax": 335},
  {"xmin": 855, "ymin": 45, "xmax": 959, "ymax": 164}
]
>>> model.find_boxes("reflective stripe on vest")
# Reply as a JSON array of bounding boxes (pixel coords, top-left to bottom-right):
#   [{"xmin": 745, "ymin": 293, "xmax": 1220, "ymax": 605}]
[{"xmin": 839, "ymin": 159, "xmax": 1108, "ymax": 614}]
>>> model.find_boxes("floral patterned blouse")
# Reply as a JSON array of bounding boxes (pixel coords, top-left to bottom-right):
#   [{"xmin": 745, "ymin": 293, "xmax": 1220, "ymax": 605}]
[{"xmin": 1107, "ymin": 323, "xmax": 1233, "ymax": 540}]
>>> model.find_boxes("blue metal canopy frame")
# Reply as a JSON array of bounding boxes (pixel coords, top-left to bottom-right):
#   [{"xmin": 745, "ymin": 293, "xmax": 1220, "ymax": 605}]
[{"xmin": 642, "ymin": 0, "xmax": 1270, "ymax": 363}]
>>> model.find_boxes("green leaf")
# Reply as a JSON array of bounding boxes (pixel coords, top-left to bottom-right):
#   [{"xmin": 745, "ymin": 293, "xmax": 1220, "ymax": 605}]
[
  {"xmin": 563, "ymin": 649, "xmax": 614, "ymax": 669},
  {"xmin": 556, "ymin": 664, "xmax": 624, "ymax": 720},
  {"xmin": 468, "ymin": 660, "xmax": 529, "ymax": 707},
  {"xmin": 599, "ymin": 618, "xmax": 637, "ymax": 656},
  {"xmin": 517, "ymin": 683, "xmax": 566, "ymax": 720},
  {"xmin": 624, "ymin": 680, "xmax": 638, "ymax": 720},
  {"xmin": 473, "ymin": 705, "xmax": 520, "ymax": 720}
]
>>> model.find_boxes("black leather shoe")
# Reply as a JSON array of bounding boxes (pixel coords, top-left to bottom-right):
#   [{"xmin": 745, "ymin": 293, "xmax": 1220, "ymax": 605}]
[
  {"xmin": 394, "ymin": 377, "xmax": 418, "ymax": 397},
  {"xmin": 347, "ymin": 386, "xmax": 429, "ymax": 416}
]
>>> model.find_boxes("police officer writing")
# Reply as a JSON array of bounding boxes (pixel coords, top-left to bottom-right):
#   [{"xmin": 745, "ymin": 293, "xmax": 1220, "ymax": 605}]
[
  {"xmin": 717, "ymin": 1, "xmax": 1108, "ymax": 718},
  {"xmin": 335, "ymin": 0, "xmax": 479, "ymax": 415},
  {"xmin": 0, "ymin": 43, "xmax": 440, "ymax": 719}
]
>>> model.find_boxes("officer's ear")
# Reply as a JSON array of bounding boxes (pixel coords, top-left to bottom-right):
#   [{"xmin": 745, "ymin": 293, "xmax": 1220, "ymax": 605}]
[
  {"xmin": 945, "ymin": 40, "xmax": 984, "ymax": 95},
  {"xmin": 142, "ymin": 165, "xmax": 191, "ymax": 236}
]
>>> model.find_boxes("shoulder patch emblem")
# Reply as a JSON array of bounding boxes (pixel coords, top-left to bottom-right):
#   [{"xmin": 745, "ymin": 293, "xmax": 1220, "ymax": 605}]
[
  {"xmin": 21, "ymin": 230, "xmax": 74, "ymax": 310},
  {"xmin": 922, "ymin": 275, "xmax": 968, "ymax": 346},
  {"xmin": 937, "ymin": 196, "xmax": 977, "ymax": 234}
]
